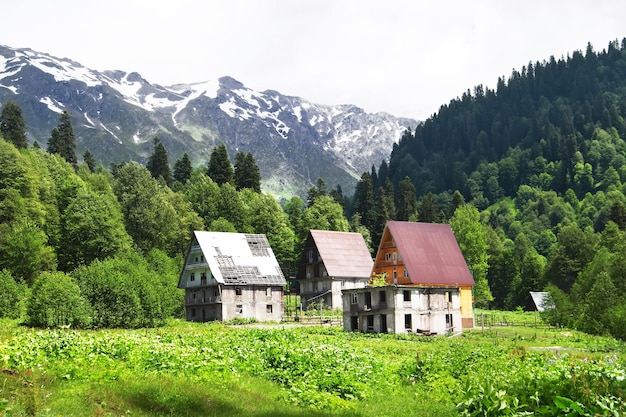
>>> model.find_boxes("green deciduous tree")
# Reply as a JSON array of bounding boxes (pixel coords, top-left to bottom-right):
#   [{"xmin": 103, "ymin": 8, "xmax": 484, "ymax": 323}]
[
  {"xmin": 0, "ymin": 100, "xmax": 28, "ymax": 149},
  {"xmin": 26, "ymin": 271, "xmax": 90, "ymax": 328},
  {"xmin": 58, "ymin": 187, "xmax": 133, "ymax": 271},
  {"xmin": 302, "ymin": 195, "xmax": 350, "ymax": 233},
  {"xmin": 0, "ymin": 269, "xmax": 23, "ymax": 319},
  {"xmin": 0, "ymin": 217, "xmax": 57, "ymax": 284},
  {"xmin": 450, "ymin": 204, "xmax": 493, "ymax": 307}
]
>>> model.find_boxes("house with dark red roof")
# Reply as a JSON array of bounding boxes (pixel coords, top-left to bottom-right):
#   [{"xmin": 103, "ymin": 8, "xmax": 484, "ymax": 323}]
[
  {"xmin": 296, "ymin": 230, "xmax": 374, "ymax": 310},
  {"xmin": 342, "ymin": 221, "xmax": 475, "ymax": 334}
]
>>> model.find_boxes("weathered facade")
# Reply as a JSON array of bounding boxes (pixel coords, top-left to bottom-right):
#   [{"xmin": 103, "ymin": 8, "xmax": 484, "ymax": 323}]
[
  {"xmin": 296, "ymin": 230, "xmax": 373, "ymax": 310},
  {"xmin": 178, "ymin": 231, "xmax": 286, "ymax": 322},
  {"xmin": 342, "ymin": 286, "xmax": 463, "ymax": 334},
  {"xmin": 343, "ymin": 221, "xmax": 475, "ymax": 333}
]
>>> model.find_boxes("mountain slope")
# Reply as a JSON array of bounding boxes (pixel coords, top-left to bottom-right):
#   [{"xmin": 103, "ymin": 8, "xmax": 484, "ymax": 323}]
[{"xmin": 0, "ymin": 45, "xmax": 416, "ymax": 197}]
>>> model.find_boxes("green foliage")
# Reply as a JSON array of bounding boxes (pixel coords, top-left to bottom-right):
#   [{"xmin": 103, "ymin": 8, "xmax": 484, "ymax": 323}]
[
  {"xmin": 0, "ymin": 100, "xmax": 28, "ymax": 149},
  {"xmin": 173, "ymin": 152, "xmax": 192, "ymax": 184},
  {"xmin": 58, "ymin": 186, "xmax": 132, "ymax": 270},
  {"xmin": 207, "ymin": 143, "xmax": 233, "ymax": 186},
  {"xmin": 234, "ymin": 151, "xmax": 261, "ymax": 192},
  {"xmin": 146, "ymin": 136, "xmax": 172, "ymax": 186},
  {"xmin": 302, "ymin": 195, "xmax": 350, "ymax": 233},
  {"xmin": 72, "ymin": 254, "xmax": 169, "ymax": 328},
  {"xmin": 0, "ymin": 217, "xmax": 57, "ymax": 284},
  {"xmin": 47, "ymin": 111, "xmax": 77, "ymax": 167},
  {"xmin": 26, "ymin": 271, "xmax": 90, "ymax": 328},
  {"xmin": 450, "ymin": 204, "xmax": 492, "ymax": 306},
  {"xmin": 0, "ymin": 269, "xmax": 23, "ymax": 319}
]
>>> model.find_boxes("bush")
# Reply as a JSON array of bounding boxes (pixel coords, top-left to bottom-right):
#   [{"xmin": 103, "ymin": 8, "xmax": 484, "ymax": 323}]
[
  {"xmin": 26, "ymin": 271, "xmax": 90, "ymax": 328},
  {"xmin": 0, "ymin": 269, "xmax": 24, "ymax": 319}
]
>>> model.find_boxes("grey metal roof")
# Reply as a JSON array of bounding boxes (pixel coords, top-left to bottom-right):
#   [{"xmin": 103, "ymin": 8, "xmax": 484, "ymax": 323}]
[{"xmin": 192, "ymin": 231, "xmax": 285, "ymax": 286}]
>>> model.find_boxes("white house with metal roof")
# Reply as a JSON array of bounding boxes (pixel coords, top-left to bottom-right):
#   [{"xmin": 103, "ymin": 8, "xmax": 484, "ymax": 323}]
[
  {"xmin": 296, "ymin": 230, "xmax": 374, "ymax": 310},
  {"xmin": 178, "ymin": 231, "xmax": 286, "ymax": 322}
]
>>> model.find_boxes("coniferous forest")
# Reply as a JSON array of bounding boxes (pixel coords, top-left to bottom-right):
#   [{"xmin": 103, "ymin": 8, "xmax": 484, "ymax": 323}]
[{"xmin": 2, "ymin": 40, "xmax": 626, "ymax": 339}]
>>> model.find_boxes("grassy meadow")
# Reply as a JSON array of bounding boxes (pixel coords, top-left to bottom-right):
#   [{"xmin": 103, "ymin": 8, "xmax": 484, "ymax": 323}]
[{"xmin": 1, "ymin": 311, "xmax": 625, "ymax": 416}]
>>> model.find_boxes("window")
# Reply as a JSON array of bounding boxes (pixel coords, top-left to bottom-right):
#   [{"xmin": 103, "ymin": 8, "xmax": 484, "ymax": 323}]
[
  {"xmin": 190, "ymin": 272, "xmax": 195, "ymax": 281},
  {"xmin": 351, "ymin": 293, "xmax": 358, "ymax": 304},
  {"xmin": 201, "ymin": 272, "xmax": 206, "ymax": 282},
  {"xmin": 403, "ymin": 290, "xmax": 411, "ymax": 302},
  {"xmin": 266, "ymin": 304, "xmax": 273, "ymax": 314},
  {"xmin": 393, "ymin": 270, "xmax": 397, "ymax": 280},
  {"xmin": 446, "ymin": 313, "xmax": 453, "ymax": 329},
  {"xmin": 365, "ymin": 292, "xmax": 372, "ymax": 309},
  {"xmin": 266, "ymin": 287, "xmax": 272, "ymax": 297},
  {"xmin": 236, "ymin": 305, "xmax": 243, "ymax": 314},
  {"xmin": 403, "ymin": 269, "xmax": 409, "ymax": 278},
  {"xmin": 307, "ymin": 249, "xmax": 314, "ymax": 263},
  {"xmin": 379, "ymin": 290, "xmax": 386, "ymax": 304},
  {"xmin": 321, "ymin": 265, "xmax": 327, "ymax": 277},
  {"xmin": 404, "ymin": 314, "xmax": 412, "ymax": 330},
  {"xmin": 235, "ymin": 287, "xmax": 242, "ymax": 296},
  {"xmin": 306, "ymin": 265, "xmax": 312, "ymax": 278},
  {"xmin": 195, "ymin": 256, "xmax": 198, "ymax": 263},
  {"xmin": 341, "ymin": 280, "xmax": 345, "ymax": 288},
  {"xmin": 191, "ymin": 308, "xmax": 196, "ymax": 317},
  {"xmin": 200, "ymin": 255, "xmax": 204, "ymax": 262},
  {"xmin": 385, "ymin": 252, "xmax": 391, "ymax": 261}
]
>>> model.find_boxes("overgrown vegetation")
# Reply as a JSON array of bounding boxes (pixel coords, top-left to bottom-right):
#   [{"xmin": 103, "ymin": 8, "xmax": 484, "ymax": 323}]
[{"xmin": 0, "ymin": 319, "xmax": 625, "ymax": 416}]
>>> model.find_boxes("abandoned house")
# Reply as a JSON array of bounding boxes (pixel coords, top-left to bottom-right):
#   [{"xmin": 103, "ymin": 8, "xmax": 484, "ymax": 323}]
[
  {"xmin": 342, "ymin": 221, "xmax": 475, "ymax": 334},
  {"xmin": 296, "ymin": 230, "xmax": 373, "ymax": 310},
  {"xmin": 177, "ymin": 231, "xmax": 286, "ymax": 322}
]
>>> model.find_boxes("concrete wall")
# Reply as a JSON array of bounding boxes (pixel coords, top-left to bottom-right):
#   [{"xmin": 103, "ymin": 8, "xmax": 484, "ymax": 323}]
[
  {"xmin": 184, "ymin": 285, "xmax": 284, "ymax": 322},
  {"xmin": 342, "ymin": 286, "xmax": 463, "ymax": 335}
]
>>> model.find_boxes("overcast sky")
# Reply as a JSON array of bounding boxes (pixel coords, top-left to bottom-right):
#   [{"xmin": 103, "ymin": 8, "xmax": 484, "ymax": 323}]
[{"xmin": 3, "ymin": 1, "xmax": 626, "ymax": 120}]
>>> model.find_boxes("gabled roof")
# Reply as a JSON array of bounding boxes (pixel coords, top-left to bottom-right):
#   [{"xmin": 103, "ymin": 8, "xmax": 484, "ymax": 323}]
[
  {"xmin": 381, "ymin": 221, "xmax": 475, "ymax": 286},
  {"xmin": 180, "ymin": 231, "xmax": 285, "ymax": 287},
  {"xmin": 303, "ymin": 230, "xmax": 373, "ymax": 279},
  {"xmin": 528, "ymin": 291, "xmax": 551, "ymax": 312}
]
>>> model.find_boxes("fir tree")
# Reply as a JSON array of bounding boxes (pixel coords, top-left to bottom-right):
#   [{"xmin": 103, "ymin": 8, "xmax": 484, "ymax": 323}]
[
  {"xmin": 207, "ymin": 144, "xmax": 233, "ymax": 186},
  {"xmin": 173, "ymin": 152, "xmax": 192, "ymax": 184},
  {"xmin": 146, "ymin": 136, "xmax": 172, "ymax": 186},
  {"xmin": 0, "ymin": 100, "xmax": 28, "ymax": 149},
  {"xmin": 48, "ymin": 111, "xmax": 77, "ymax": 167},
  {"xmin": 234, "ymin": 151, "xmax": 261, "ymax": 192},
  {"xmin": 83, "ymin": 149, "xmax": 96, "ymax": 172}
]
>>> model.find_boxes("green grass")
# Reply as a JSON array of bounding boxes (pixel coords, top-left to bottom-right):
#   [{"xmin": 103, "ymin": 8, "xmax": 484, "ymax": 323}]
[{"xmin": 1, "ymin": 314, "xmax": 625, "ymax": 416}]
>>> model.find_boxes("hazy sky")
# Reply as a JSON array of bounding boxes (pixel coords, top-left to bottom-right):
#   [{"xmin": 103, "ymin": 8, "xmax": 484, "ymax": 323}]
[{"xmin": 3, "ymin": 1, "xmax": 626, "ymax": 119}]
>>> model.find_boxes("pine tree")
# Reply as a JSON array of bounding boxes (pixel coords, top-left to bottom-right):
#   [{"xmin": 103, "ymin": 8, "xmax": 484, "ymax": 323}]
[
  {"xmin": 0, "ymin": 101, "xmax": 28, "ymax": 149},
  {"xmin": 234, "ymin": 151, "xmax": 261, "ymax": 192},
  {"xmin": 207, "ymin": 144, "xmax": 233, "ymax": 186},
  {"xmin": 173, "ymin": 152, "xmax": 192, "ymax": 184},
  {"xmin": 83, "ymin": 149, "xmax": 96, "ymax": 172},
  {"xmin": 396, "ymin": 177, "xmax": 417, "ymax": 221},
  {"xmin": 418, "ymin": 192, "xmax": 437, "ymax": 223},
  {"xmin": 146, "ymin": 136, "xmax": 172, "ymax": 186},
  {"xmin": 353, "ymin": 172, "xmax": 376, "ymax": 233},
  {"xmin": 48, "ymin": 111, "xmax": 77, "ymax": 167}
]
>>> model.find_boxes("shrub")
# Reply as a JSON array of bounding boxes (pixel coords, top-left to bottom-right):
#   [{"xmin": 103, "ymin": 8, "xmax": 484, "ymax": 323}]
[{"xmin": 25, "ymin": 271, "xmax": 90, "ymax": 328}]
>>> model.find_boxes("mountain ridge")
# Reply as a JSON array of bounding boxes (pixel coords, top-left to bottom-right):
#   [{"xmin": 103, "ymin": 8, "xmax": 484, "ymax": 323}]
[{"xmin": 0, "ymin": 45, "xmax": 416, "ymax": 198}]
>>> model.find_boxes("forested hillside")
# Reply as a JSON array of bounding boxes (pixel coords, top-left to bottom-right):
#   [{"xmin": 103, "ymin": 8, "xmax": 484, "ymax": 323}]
[
  {"xmin": 0, "ymin": 105, "xmax": 356, "ymax": 328},
  {"xmin": 348, "ymin": 39, "xmax": 626, "ymax": 339}
]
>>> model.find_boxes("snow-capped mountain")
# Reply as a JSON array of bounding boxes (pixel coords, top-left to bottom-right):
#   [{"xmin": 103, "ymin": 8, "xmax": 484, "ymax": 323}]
[{"xmin": 0, "ymin": 45, "xmax": 417, "ymax": 197}]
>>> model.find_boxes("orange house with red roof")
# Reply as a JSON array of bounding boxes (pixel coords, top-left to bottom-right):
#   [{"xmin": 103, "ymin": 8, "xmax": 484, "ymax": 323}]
[{"xmin": 342, "ymin": 221, "xmax": 475, "ymax": 334}]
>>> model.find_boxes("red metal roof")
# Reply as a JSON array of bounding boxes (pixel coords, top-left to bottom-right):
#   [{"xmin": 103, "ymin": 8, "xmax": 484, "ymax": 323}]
[
  {"xmin": 310, "ymin": 230, "xmax": 373, "ymax": 278},
  {"xmin": 383, "ymin": 221, "xmax": 475, "ymax": 286}
]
